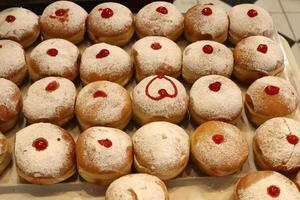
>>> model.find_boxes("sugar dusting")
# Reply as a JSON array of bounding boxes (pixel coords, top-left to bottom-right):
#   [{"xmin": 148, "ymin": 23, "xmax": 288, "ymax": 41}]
[{"xmin": 0, "ymin": 78, "xmax": 20, "ymax": 113}]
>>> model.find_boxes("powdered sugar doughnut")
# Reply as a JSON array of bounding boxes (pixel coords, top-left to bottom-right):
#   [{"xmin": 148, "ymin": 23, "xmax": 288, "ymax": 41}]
[
  {"xmin": 229, "ymin": 4, "xmax": 274, "ymax": 45},
  {"xmin": 14, "ymin": 123, "xmax": 76, "ymax": 184},
  {"xmin": 245, "ymin": 76, "xmax": 298, "ymax": 126},
  {"xmin": 184, "ymin": 3, "xmax": 229, "ymax": 43},
  {"xmin": 75, "ymin": 81, "xmax": 132, "ymax": 130},
  {"xmin": 28, "ymin": 38, "xmax": 79, "ymax": 81},
  {"xmin": 236, "ymin": 171, "xmax": 300, "ymax": 200},
  {"xmin": 0, "ymin": 132, "xmax": 11, "ymax": 174},
  {"xmin": 23, "ymin": 77, "xmax": 76, "ymax": 126},
  {"xmin": 132, "ymin": 121, "xmax": 189, "ymax": 180},
  {"xmin": 132, "ymin": 75, "xmax": 188, "ymax": 125},
  {"xmin": 105, "ymin": 173, "xmax": 169, "ymax": 200},
  {"xmin": 190, "ymin": 75, "xmax": 243, "ymax": 124},
  {"xmin": 80, "ymin": 43, "xmax": 132, "ymax": 86},
  {"xmin": 0, "ymin": 7, "xmax": 40, "ymax": 48},
  {"xmin": 0, "ymin": 78, "xmax": 22, "ymax": 132},
  {"xmin": 132, "ymin": 36, "xmax": 182, "ymax": 82},
  {"xmin": 87, "ymin": 2, "xmax": 134, "ymax": 46},
  {"xmin": 253, "ymin": 117, "xmax": 300, "ymax": 173},
  {"xmin": 182, "ymin": 41, "xmax": 234, "ymax": 84},
  {"xmin": 40, "ymin": 1, "xmax": 87, "ymax": 44},
  {"xmin": 135, "ymin": 1, "xmax": 184, "ymax": 41},
  {"xmin": 76, "ymin": 126, "xmax": 133, "ymax": 185},
  {"xmin": 0, "ymin": 40, "xmax": 27, "ymax": 85},
  {"xmin": 234, "ymin": 36, "xmax": 284, "ymax": 83}
]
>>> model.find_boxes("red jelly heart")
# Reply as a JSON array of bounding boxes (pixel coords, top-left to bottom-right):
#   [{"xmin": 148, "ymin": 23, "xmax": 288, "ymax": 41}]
[
  {"xmin": 93, "ymin": 90, "xmax": 107, "ymax": 98},
  {"xmin": 257, "ymin": 44, "xmax": 268, "ymax": 54},
  {"xmin": 96, "ymin": 49, "xmax": 109, "ymax": 59},
  {"xmin": 32, "ymin": 138, "xmax": 48, "ymax": 151},
  {"xmin": 202, "ymin": 44, "xmax": 213, "ymax": 54},
  {"xmin": 267, "ymin": 185, "xmax": 280, "ymax": 197},
  {"xmin": 156, "ymin": 6, "xmax": 168, "ymax": 14},
  {"xmin": 101, "ymin": 8, "xmax": 113, "ymax": 18},
  {"xmin": 98, "ymin": 139, "xmax": 112, "ymax": 148},
  {"xmin": 47, "ymin": 48, "xmax": 58, "ymax": 57},
  {"xmin": 45, "ymin": 81, "xmax": 59, "ymax": 92},
  {"xmin": 247, "ymin": 9, "xmax": 258, "ymax": 17},
  {"xmin": 212, "ymin": 134, "xmax": 224, "ymax": 144},
  {"xmin": 55, "ymin": 9, "xmax": 66, "ymax": 16},
  {"xmin": 6, "ymin": 15, "xmax": 16, "ymax": 23},
  {"xmin": 145, "ymin": 75, "xmax": 178, "ymax": 100},
  {"xmin": 286, "ymin": 134, "xmax": 299, "ymax": 145},
  {"xmin": 202, "ymin": 7, "xmax": 212, "ymax": 16},
  {"xmin": 209, "ymin": 81, "xmax": 221, "ymax": 92},
  {"xmin": 151, "ymin": 42, "xmax": 162, "ymax": 50},
  {"xmin": 264, "ymin": 85, "xmax": 280, "ymax": 95}
]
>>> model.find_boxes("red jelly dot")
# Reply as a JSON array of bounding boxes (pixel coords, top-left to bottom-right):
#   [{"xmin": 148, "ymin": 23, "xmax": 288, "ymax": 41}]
[
  {"xmin": 257, "ymin": 44, "xmax": 268, "ymax": 54},
  {"xmin": 202, "ymin": 7, "xmax": 212, "ymax": 16},
  {"xmin": 101, "ymin": 8, "xmax": 113, "ymax": 18},
  {"xmin": 212, "ymin": 134, "xmax": 224, "ymax": 144},
  {"xmin": 55, "ymin": 9, "xmax": 66, "ymax": 16},
  {"xmin": 202, "ymin": 44, "xmax": 213, "ymax": 54},
  {"xmin": 156, "ymin": 6, "xmax": 168, "ymax": 14},
  {"xmin": 45, "ymin": 81, "xmax": 59, "ymax": 92},
  {"xmin": 158, "ymin": 89, "xmax": 168, "ymax": 97},
  {"xmin": 264, "ymin": 85, "xmax": 280, "ymax": 95},
  {"xmin": 6, "ymin": 15, "xmax": 16, "ymax": 23},
  {"xmin": 286, "ymin": 134, "xmax": 299, "ymax": 145},
  {"xmin": 32, "ymin": 138, "xmax": 48, "ymax": 151},
  {"xmin": 93, "ymin": 90, "xmax": 107, "ymax": 98},
  {"xmin": 247, "ymin": 9, "xmax": 258, "ymax": 17},
  {"xmin": 209, "ymin": 81, "xmax": 221, "ymax": 92},
  {"xmin": 267, "ymin": 185, "xmax": 280, "ymax": 197},
  {"xmin": 98, "ymin": 139, "xmax": 112, "ymax": 148},
  {"xmin": 47, "ymin": 48, "xmax": 58, "ymax": 57},
  {"xmin": 96, "ymin": 49, "xmax": 109, "ymax": 59},
  {"xmin": 151, "ymin": 42, "xmax": 162, "ymax": 50}
]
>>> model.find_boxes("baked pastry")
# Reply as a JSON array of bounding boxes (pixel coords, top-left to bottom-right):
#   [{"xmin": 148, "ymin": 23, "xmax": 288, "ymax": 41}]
[
  {"xmin": 245, "ymin": 76, "xmax": 298, "ymax": 126},
  {"xmin": 40, "ymin": 1, "xmax": 88, "ymax": 44},
  {"xmin": 182, "ymin": 41, "xmax": 234, "ymax": 84},
  {"xmin": 189, "ymin": 75, "xmax": 243, "ymax": 124},
  {"xmin": 28, "ymin": 38, "xmax": 80, "ymax": 81},
  {"xmin": 76, "ymin": 126, "xmax": 133, "ymax": 185},
  {"xmin": 0, "ymin": 132, "xmax": 11, "ymax": 174},
  {"xmin": 75, "ymin": 81, "xmax": 132, "ymax": 130},
  {"xmin": 191, "ymin": 121, "xmax": 248, "ymax": 176},
  {"xmin": 229, "ymin": 4, "xmax": 274, "ymax": 45},
  {"xmin": 295, "ymin": 170, "xmax": 300, "ymax": 191},
  {"xmin": 0, "ymin": 78, "xmax": 22, "ymax": 132},
  {"xmin": 253, "ymin": 117, "xmax": 300, "ymax": 173},
  {"xmin": 132, "ymin": 121, "xmax": 189, "ymax": 180},
  {"xmin": 235, "ymin": 171, "xmax": 300, "ymax": 199},
  {"xmin": 23, "ymin": 77, "xmax": 76, "ymax": 126},
  {"xmin": 80, "ymin": 43, "xmax": 132, "ymax": 86},
  {"xmin": 105, "ymin": 173, "xmax": 169, "ymax": 200},
  {"xmin": 132, "ymin": 36, "xmax": 182, "ymax": 82},
  {"xmin": 135, "ymin": 1, "xmax": 184, "ymax": 41},
  {"xmin": 0, "ymin": 7, "xmax": 40, "ymax": 48},
  {"xmin": 0, "ymin": 40, "xmax": 27, "ymax": 85},
  {"xmin": 233, "ymin": 36, "xmax": 284, "ymax": 83},
  {"xmin": 14, "ymin": 123, "xmax": 76, "ymax": 184},
  {"xmin": 184, "ymin": 3, "xmax": 229, "ymax": 43},
  {"xmin": 132, "ymin": 74, "xmax": 188, "ymax": 125},
  {"xmin": 87, "ymin": 2, "xmax": 134, "ymax": 46}
]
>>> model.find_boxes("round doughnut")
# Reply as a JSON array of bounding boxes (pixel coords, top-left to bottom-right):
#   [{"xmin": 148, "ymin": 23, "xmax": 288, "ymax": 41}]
[
  {"xmin": 75, "ymin": 81, "xmax": 132, "ymax": 130},
  {"xmin": 28, "ymin": 38, "xmax": 80, "ymax": 81},
  {"xmin": 0, "ymin": 7, "xmax": 40, "ymax": 48},
  {"xmin": 87, "ymin": 2, "xmax": 134, "ymax": 46},
  {"xmin": 135, "ymin": 1, "xmax": 184, "ymax": 41},
  {"xmin": 76, "ymin": 126, "xmax": 133, "ymax": 185},
  {"xmin": 132, "ymin": 36, "xmax": 182, "ymax": 82},
  {"xmin": 132, "ymin": 75, "xmax": 188, "ymax": 125},
  {"xmin": 80, "ymin": 43, "xmax": 133, "ymax": 86},
  {"xmin": 0, "ymin": 132, "xmax": 11, "ymax": 174},
  {"xmin": 39, "ymin": 1, "xmax": 88, "ymax": 44},
  {"xmin": 23, "ymin": 77, "xmax": 76, "ymax": 126},
  {"xmin": 245, "ymin": 76, "xmax": 298, "ymax": 126}
]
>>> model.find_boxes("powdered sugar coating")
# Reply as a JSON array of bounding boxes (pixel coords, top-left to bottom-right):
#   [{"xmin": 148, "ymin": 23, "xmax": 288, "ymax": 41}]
[
  {"xmin": 106, "ymin": 173, "xmax": 167, "ymax": 200},
  {"xmin": 14, "ymin": 123, "xmax": 74, "ymax": 177}
]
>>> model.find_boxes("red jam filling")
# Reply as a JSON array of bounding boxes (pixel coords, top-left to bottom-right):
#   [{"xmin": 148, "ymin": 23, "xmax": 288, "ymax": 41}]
[
  {"xmin": 267, "ymin": 185, "xmax": 280, "ymax": 197},
  {"xmin": 55, "ymin": 9, "xmax": 66, "ymax": 16},
  {"xmin": 156, "ymin": 6, "xmax": 168, "ymax": 14},
  {"xmin": 257, "ymin": 44, "xmax": 268, "ymax": 54},
  {"xmin": 93, "ymin": 90, "xmax": 107, "ymax": 98},
  {"xmin": 212, "ymin": 134, "xmax": 224, "ymax": 144},
  {"xmin": 247, "ymin": 9, "xmax": 258, "ymax": 17},
  {"xmin": 264, "ymin": 85, "xmax": 280, "ymax": 95},
  {"xmin": 202, "ymin": 44, "xmax": 213, "ymax": 54},
  {"xmin": 151, "ymin": 42, "xmax": 162, "ymax": 50},
  {"xmin": 45, "ymin": 81, "xmax": 59, "ymax": 92},
  {"xmin": 6, "ymin": 15, "xmax": 16, "ymax": 23},
  {"xmin": 96, "ymin": 49, "xmax": 110, "ymax": 59},
  {"xmin": 286, "ymin": 134, "xmax": 299, "ymax": 145},
  {"xmin": 209, "ymin": 81, "xmax": 221, "ymax": 92},
  {"xmin": 145, "ymin": 75, "xmax": 178, "ymax": 100},
  {"xmin": 47, "ymin": 48, "xmax": 58, "ymax": 57},
  {"xmin": 202, "ymin": 7, "xmax": 212, "ymax": 16},
  {"xmin": 32, "ymin": 138, "xmax": 48, "ymax": 151},
  {"xmin": 100, "ymin": 8, "xmax": 114, "ymax": 18},
  {"xmin": 98, "ymin": 139, "xmax": 112, "ymax": 148}
]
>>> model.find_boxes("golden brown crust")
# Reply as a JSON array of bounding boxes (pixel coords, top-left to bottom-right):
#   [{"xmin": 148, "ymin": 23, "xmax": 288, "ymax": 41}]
[
  {"xmin": 295, "ymin": 171, "xmax": 300, "ymax": 191},
  {"xmin": 0, "ymin": 133, "xmax": 11, "ymax": 175}
]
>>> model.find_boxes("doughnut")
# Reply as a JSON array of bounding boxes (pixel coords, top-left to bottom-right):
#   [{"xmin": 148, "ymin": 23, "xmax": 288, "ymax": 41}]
[
  {"xmin": 184, "ymin": 3, "xmax": 229, "ymax": 43},
  {"xmin": 229, "ymin": 4, "xmax": 274, "ymax": 45},
  {"xmin": 0, "ymin": 40, "xmax": 27, "ymax": 85},
  {"xmin": 39, "ymin": 1, "xmax": 88, "ymax": 44},
  {"xmin": 182, "ymin": 41, "xmax": 234, "ymax": 84},
  {"xmin": 0, "ymin": 78, "xmax": 22, "ymax": 132},
  {"xmin": 80, "ymin": 43, "xmax": 133, "ymax": 86},
  {"xmin": 253, "ymin": 117, "xmax": 300, "ymax": 173},
  {"xmin": 132, "ymin": 74, "xmax": 188, "ymax": 125},
  {"xmin": 0, "ymin": 7, "xmax": 40, "ymax": 48},
  {"xmin": 132, "ymin": 121, "xmax": 189, "ymax": 180},
  {"xmin": 135, "ymin": 1, "xmax": 184, "ymax": 41},
  {"xmin": 132, "ymin": 36, "xmax": 182, "ymax": 82},
  {"xmin": 0, "ymin": 132, "xmax": 11, "ymax": 174},
  {"xmin": 189, "ymin": 75, "xmax": 243, "ymax": 124},
  {"xmin": 245, "ymin": 76, "xmax": 298, "ymax": 126},
  {"xmin": 75, "ymin": 81, "xmax": 132, "ymax": 130},
  {"xmin": 87, "ymin": 2, "xmax": 134, "ymax": 46},
  {"xmin": 23, "ymin": 77, "xmax": 76, "ymax": 126},
  {"xmin": 105, "ymin": 173, "xmax": 169, "ymax": 200},
  {"xmin": 191, "ymin": 121, "xmax": 248, "ymax": 176},
  {"xmin": 233, "ymin": 36, "xmax": 284, "ymax": 83},
  {"xmin": 235, "ymin": 171, "xmax": 300, "ymax": 199},
  {"xmin": 14, "ymin": 123, "xmax": 76, "ymax": 184},
  {"xmin": 28, "ymin": 38, "xmax": 80, "ymax": 81},
  {"xmin": 76, "ymin": 126, "xmax": 133, "ymax": 185}
]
